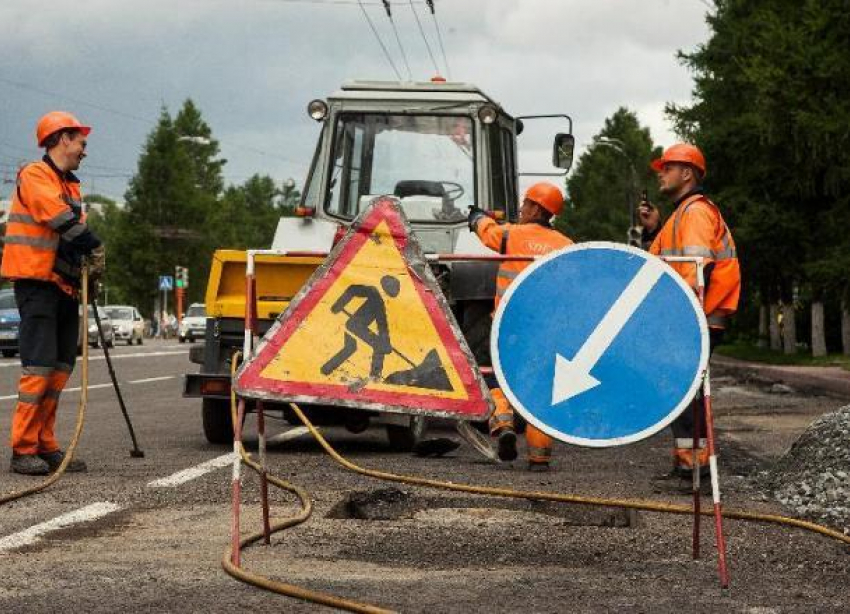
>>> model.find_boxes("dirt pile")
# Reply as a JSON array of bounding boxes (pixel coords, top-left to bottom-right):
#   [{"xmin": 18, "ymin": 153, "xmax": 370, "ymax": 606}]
[{"xmin": 767, "ymin": 404, "xmax": 850, "ymax": 533}]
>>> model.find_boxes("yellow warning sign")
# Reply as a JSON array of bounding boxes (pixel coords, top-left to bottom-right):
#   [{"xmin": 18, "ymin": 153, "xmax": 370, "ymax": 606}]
[
  {"xmin": 260, "ymin": 219, "xmax": 467, "ymax": 398},
  {"xmin": 237, "ymin": 197, "xmax": 490, "ymax": 419}
]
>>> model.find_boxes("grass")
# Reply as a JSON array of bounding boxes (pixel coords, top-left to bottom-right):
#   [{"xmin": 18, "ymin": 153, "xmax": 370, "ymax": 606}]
[{"xmin": 716, "ymin": 341, "xmax": 850, "ymax": 371}]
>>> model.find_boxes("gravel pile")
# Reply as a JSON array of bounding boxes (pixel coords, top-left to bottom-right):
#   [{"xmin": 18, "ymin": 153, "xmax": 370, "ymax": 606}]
[{"xmin": 766, "ymin": 404, "xmax": 850, "ymax": 533}]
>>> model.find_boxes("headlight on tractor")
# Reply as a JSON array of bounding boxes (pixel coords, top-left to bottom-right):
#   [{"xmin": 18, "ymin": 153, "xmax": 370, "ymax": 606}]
[{"xmin": 307, "ymin": 99, "xmax": 328, "ymax": 121}]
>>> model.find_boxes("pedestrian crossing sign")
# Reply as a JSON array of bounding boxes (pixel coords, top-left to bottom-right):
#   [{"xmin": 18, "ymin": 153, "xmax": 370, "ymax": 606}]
[{"xmin": 235, "ymin": 196, "xmax": 492, "ymax": 420}]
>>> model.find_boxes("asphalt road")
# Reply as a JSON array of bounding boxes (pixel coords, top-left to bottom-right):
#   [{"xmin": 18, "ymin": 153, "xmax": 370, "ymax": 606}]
[{"xmin": 1, "ymin": 341, "xmax": 849, "ymax": 613}]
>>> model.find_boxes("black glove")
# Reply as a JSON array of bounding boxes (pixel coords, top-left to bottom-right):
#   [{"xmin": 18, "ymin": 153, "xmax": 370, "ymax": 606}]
[{"xmin": 467, "ymin": 205, "xmax": 487, "ymax": 233}]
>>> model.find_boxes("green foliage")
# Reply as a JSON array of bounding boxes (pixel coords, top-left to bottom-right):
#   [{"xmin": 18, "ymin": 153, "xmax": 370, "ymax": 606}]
[
  {"xmin": 557, "ymin": 108, "xmax": 662, "ymax": 242},
  {"xmin": 667, "ymin": 0, "xmax": 850, "ymax": 348}
]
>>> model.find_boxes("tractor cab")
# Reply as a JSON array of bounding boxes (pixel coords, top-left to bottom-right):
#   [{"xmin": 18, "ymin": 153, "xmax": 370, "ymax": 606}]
[{"xmin": 290, "ymin": 80, "xmax": 574, "ymax": 254}]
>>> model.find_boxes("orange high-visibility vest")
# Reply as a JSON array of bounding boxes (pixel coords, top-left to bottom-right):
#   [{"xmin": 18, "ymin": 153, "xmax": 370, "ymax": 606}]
[
  {"xmin": 474, "ymin": 217, "xmax": 573, "ymax": 307},
  {"xmin": 650, "ymin": 193, "xmax": 740, "ymax": 328},
  {"xmin": 1, "ymin": 159, "xmax": 89, "ymax": 294}
]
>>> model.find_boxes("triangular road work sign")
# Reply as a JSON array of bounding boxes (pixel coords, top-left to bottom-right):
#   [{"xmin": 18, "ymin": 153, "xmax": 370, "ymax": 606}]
[{"xmin": 235, "ymin": 196, "xmax": 493, "ymax": 420}]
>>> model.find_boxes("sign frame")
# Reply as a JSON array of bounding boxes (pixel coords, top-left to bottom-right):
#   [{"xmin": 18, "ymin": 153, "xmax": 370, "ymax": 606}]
[{"xmin": 491, "ymin": 241, "xmax": 709, "ymax": 448}]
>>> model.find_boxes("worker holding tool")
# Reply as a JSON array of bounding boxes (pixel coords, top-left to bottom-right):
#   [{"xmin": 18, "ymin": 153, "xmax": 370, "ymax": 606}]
[
  {"xmin": 469, "ymin": 182, "xmax": 573, "ymax": 470},
  {"xmin": 1, "ymin": 111, "xmax": 105, "ymax": 476},
  {"xmin": 638, "ymin": 143, "xmax": 740, "ymax": 479}
]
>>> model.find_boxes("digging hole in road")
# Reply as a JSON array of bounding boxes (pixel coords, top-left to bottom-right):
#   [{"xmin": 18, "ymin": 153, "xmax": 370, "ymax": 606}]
[{"xmin": 327, "ymin": 487, "xmax": 639, "ymax": 528}]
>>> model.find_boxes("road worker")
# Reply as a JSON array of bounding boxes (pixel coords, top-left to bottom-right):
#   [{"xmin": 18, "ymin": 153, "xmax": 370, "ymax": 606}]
[
  {"xmin": 468, "ymin": 182, "xmax": 574, "ymax": 470},
  {"xmin": 639, "ymin": 143, "xmax": 740, "ymax": 478},
  {"xmin": 1, "ymin": 111, "xmax": 105, "ymax": 475}
]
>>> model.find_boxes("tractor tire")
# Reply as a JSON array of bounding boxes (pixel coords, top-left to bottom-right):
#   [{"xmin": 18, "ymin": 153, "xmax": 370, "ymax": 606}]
[
  {"xmin": 202, "ymin": 398, "xmax": 234, "ymax": 445},
  {"xmin": 385, "ymin": 416, "xmax": 425, "ymax": 452},
  {"xmin": 461, "ymin": 300, "xmax": 492, "ymax": 366}
]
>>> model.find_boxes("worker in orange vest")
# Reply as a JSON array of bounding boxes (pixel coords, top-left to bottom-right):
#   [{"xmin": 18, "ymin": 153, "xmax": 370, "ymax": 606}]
[
  {"xmin": 1, "ymin": 112, "xmax": 105, "ymax": 475},
  {"xmin": 469, "ymin": 182, "xmax": 574, "ymax": 470},
  {"xmin": 639, "ymin": 143, "xmax": 740, "ymax": 478}
]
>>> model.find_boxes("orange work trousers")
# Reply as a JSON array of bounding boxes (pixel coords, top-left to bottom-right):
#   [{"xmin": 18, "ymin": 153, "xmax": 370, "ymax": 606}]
[{"xmin": 9, "ymin": 280, "xmax": 79, "ymax": 455}]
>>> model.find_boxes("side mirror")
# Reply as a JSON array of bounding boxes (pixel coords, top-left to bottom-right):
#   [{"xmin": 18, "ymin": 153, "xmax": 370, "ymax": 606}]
[{"xmin": 553, "ymin": 133, "xmax": 575, "ymax": 171}]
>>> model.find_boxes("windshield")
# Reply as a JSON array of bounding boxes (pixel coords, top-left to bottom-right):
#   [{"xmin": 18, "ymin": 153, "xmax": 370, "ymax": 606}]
[
  {"xmin": 86, "ymin": 306, "xmax": 109, "ymax": 319},
  {"xmin": 326, "ymin": 113, "xmax": 475, "ymax": 223},
  {"xmin": 105, "ymin": 308, "xmax": 133, "ymax": 320},
  {"xmin": 186, "ymin": 305, "xmax": 206, "ymax": 318},
  {"xmin": 0, "ymin": 292, "xmax": 15, "ymax": 311}
]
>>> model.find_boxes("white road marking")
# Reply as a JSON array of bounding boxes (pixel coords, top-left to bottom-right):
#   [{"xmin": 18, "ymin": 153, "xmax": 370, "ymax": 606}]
[
  {"xmin": 268, "ymin": 426, "xmax": 310, "ymax": 444},
  {"xmin": 552, "ymin": 260, "xmax": 664, "ymax": 404},
  {"xmin": 63, "ymin": 383, "xmax": 113, "ymax": 394},
  {"xmin": 0, "ymin": 502, "xmax": 122, "ymax": 552},
  {"xmin": 147, "ymin": 453, "xmax": 237, "ymax": 488},
  {"xmin": 0, "ymin": 349, "xmax": 189, "ymax": 369},
  {"xmin": 128, "ymin": 375, "xmax": 175, "ymax": 384},
  {"xmin": 0, "ymin": 377, "xmax": 178, "ymax": 400}
]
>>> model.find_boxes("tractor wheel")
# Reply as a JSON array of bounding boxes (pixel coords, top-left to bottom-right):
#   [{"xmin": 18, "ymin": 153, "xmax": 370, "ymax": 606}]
[
  {"xmin": 385, "ymin": 416, "xmax": 425, "ymax": 452},
  {"xmin": 202, "ymin": 398, "xmax": 235, "ymax": 445}
]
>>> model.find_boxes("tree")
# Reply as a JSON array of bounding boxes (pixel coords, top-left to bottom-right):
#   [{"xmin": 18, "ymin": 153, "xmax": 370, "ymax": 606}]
[
  {"xmin": 558, "ymin": 108, "xmax": 662, "ymax": 243},
  {"xmin": 667, "ymin": 0, "xmax": 850, "ymax": 354},
  {"xmin": 207, "ymin": 175, "xmax": 299, "ymax": 251},
  {"xmin": 108, "ymin": 102, "xmax": 225, "ymax": 314}
]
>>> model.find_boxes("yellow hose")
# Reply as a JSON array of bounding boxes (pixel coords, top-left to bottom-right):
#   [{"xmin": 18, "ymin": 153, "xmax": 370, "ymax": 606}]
[
  {"xmin": 223, "ymin": 356, "xmax": 849, "ymax": 612},
  {"xmin": 221, "ymin": 354, "xmax": 395, "ymax": 614},
  {"xmin": 0, "ymin": 269, "xmax": 90, "ymax": 505}
]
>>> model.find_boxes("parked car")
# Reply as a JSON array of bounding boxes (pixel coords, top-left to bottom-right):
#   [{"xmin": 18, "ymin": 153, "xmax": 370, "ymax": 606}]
[
  {"xmin": 78, "ymin": 305, "xmax": 114, "ymax": 351},
  {"xmin": 179, "ymin": 303, "xmax": 206, "ymax": 343},
  {"xmin": 0, "ymin": 288, "xmax": 20, "ymax": 358},
  {"xmin": 104, "ymin": 305, "xmax": 144, "ymax": 345}
]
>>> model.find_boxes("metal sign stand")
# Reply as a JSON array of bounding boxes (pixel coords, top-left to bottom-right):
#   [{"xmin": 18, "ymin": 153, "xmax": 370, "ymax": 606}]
[
  {"xmin": 228, "ymin": 247, "xmax": 730, "ymax": 590},
  {"xmin": 662, "ymin": 255, "xmax": 729, "ymax": 588}
]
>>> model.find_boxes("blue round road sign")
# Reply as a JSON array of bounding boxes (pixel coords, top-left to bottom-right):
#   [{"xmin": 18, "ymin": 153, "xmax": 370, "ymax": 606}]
[{"xmin": 492, "ymin": 242, "xmax": 708, "ymax": 447}]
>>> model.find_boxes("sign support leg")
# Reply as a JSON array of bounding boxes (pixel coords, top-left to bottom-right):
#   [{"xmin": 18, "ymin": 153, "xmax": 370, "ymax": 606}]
[
  {"xmin": 231, "ymin": 397, "xmax": 246, "ymax": 566},
  {"xmin": 258, "ymin": 400, "xmax": 271, "ymax": 545},
  {"xmin": 703, "ymin": 367, "xmax": 730, "ymax": 588},
  {"xmin": 692, "ymin": 386, "xmax": 702, "ymax": 559}
]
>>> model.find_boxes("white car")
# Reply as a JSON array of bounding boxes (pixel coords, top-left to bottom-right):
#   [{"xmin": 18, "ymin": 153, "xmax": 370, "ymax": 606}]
[
  {"xmin": 179, "ymin": 303, "xmax": 207, "ymax": 343},
  {"xmin": 104, "ymin": 305, "xmax": 145, "ymax": 345}
]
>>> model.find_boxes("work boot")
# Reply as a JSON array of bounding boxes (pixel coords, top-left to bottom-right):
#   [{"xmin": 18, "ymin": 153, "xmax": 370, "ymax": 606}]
[
  {"xmin": 9, "ymin": 454, "xmax": 50, "ymax": 476},
  {"xmin": 38, "ymin": 450, "xmax": 87, "ymax": 473},
  {"xmin": 496, "ymin": 429, "xmax": 518, "ymax": 462},
  {"xmin": 527, "ymin": 460, "xmax": 550, "ymax": 472}
]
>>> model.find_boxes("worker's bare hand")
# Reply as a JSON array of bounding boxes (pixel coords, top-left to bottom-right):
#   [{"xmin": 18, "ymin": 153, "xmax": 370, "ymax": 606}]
[{"xmin": 638, "ymin": 201, "xmax": 660, "ymax": 233}]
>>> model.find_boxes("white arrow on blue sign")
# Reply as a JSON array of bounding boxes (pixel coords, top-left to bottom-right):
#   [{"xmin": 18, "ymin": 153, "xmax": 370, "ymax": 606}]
[
  {"xmin": 492, "ymin": 242, "xmax": 708, "ymax": 448},
  {"xmin": 159, "ymin": 275, "xmax": 174, "ymax": 291}
]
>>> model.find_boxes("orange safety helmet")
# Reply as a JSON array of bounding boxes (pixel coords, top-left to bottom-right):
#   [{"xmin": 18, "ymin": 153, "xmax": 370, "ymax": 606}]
[
  {"xmin": 36, "ymin": 111, "xmax": 91, "ymax": 147},
  {"xmin": 525, "ymin": 182, "xmax": 564, "ymax": 216},
  {"xmin": 650, "ymin": 143, "xmax": 706, "ymax": 177}
]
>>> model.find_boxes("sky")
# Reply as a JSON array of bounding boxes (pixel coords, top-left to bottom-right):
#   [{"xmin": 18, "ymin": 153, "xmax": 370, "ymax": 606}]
[{"xmin": 0, "ymin": 0, "xmax": 712, "ymax": 203}]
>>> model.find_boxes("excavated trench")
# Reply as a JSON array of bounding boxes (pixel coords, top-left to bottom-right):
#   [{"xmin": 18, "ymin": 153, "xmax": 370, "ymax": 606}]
[{"xmin": 326, "ymin": 487, "xmax": 640, "ymax": 528}]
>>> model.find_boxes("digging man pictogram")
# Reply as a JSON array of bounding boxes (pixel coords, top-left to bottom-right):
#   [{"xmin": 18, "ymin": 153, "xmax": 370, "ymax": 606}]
[{"xmin": 320, "ymin": 274, "xmax": 452, "ymax": 391}]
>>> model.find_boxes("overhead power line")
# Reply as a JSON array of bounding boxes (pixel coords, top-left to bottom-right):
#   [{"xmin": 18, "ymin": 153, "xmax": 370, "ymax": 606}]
[
  {"xmin": 357, "ymin": 0, "xmax": 403, "ymax": 80},
  {"xmin": 426, "ymin": 0, "xmax": 451, "ymax": 79},
  {"xmin": 382, "ymin": 0, "xmax": 412, "ymax": 80},
  {"xmin": 408, "ymin": 0, "xmax": 440, "ymax": 75}
]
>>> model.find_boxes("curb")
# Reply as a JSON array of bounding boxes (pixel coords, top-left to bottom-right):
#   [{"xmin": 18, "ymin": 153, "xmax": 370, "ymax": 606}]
[{"xmin": 712, "ymin": 355, "xmax": 850, "ymax": 400}]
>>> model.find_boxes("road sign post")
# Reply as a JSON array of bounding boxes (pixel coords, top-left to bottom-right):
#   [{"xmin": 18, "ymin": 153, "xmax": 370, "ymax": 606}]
[{"xmin": 493, "ymin": 242, "xmax": 729, "ymax": 588}]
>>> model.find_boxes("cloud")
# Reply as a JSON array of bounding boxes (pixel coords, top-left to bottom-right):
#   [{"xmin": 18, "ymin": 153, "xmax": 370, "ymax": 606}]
[{"xmin": 0, "ymin": 0, "xmax": 710, "ymax": 199}]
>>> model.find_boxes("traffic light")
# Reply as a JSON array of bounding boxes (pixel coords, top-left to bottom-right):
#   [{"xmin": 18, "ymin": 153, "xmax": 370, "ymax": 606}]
[{"xmin": 175, "ymin": 265, "xmax": 189, "ymax": 289}]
